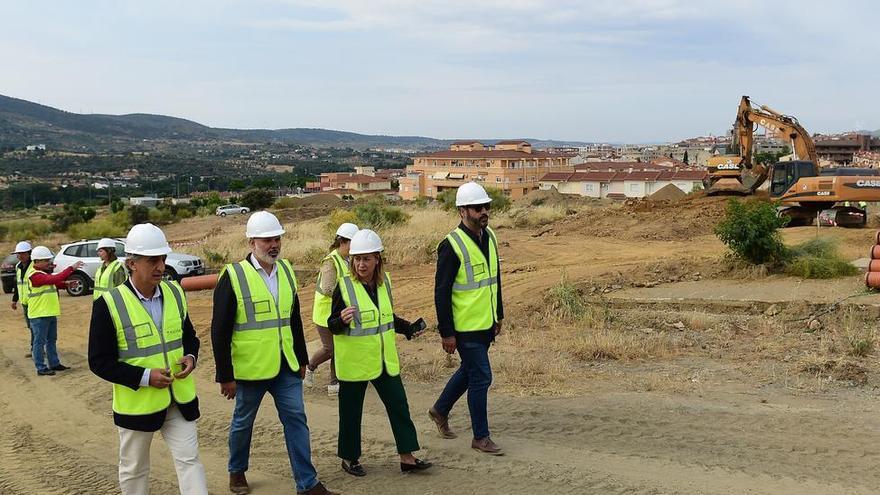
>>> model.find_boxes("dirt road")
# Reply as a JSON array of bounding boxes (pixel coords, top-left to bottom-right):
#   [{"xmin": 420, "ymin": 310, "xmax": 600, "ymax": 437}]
[{"xmin": 2, "ymin": 277, "xmax": 880, "ymax": 494}]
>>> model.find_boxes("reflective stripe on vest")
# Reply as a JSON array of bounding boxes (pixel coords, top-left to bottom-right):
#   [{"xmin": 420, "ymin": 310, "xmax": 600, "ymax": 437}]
[
  {"xmin": 446, "ymin": 227, "xmax": 500, "ymax": 332},
  {"xmin": 225, "ymin": 259, "xmax": 300, "ymax": 380},
  {"xmin": 311, "ymin": 250, "xmax": 346, "ymax": 327},
  {"xmin": 25, "ymin": 264, "xmax": 60, "ymax": 318},
  {"xmin": 103, "ymin": 282, "xmax": 196, "ymax": 416},
  {"xmin": 93, "ymin": 259, "xmax": 125, "ymax": 300},
  {"xmin": 333, "ymin": 273, "xmax": 399, "ymax": 381}
]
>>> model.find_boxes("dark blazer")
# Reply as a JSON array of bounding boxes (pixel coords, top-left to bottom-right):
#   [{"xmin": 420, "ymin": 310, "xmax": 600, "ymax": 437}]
[
  {"xmin": 210, "ymin": 254, "xmax": 309, "ymax": 384},
  {"xmin": 88, "ymin": 280, "xmax": 200, "ymax": 432}
]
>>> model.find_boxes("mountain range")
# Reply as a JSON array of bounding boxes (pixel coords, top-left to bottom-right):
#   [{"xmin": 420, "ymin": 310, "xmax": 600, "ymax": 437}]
[{"xmin": 0, "ymin": 94, "xmax": 592, "ymax": 151}]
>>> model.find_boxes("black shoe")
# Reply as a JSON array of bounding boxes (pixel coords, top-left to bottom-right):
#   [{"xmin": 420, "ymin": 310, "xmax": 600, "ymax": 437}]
[
  {"xmin": 341, "ymin": 460, "xmax": 366, "ymax": 477},
  {"xmin": 400, "ymin": 458, "xmax": 433, "ymax": 473},
  {"xmin": 37, "ymin": 369, "xmax": 56, "ymax": 376},
  {"xmin": 51, "ymin": 364, "xmax": 70, "ymax": 371}
]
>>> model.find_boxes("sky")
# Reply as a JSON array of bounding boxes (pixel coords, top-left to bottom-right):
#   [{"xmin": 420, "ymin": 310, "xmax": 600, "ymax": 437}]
[{"xmin": 1, "ymin": 0, "xmax": 878, "ymax": 143}]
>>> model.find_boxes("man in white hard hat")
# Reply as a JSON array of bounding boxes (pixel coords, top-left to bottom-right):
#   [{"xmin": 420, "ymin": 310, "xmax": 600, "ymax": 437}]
[
  {"xmin": 211, "ymin": 211, "xmax": 337, "ymax": 495},
  {"xmin": 305, "ymin": 221, "xmax": 358, "ymax": 396},
  {"xmin": 429, "ymin": 181, "xmax": 505, "ymax": 455},
  {"xmin": 93, "ymin": 237, "xmax": 127, "ymax": 300},
  {"xmin": 88, "ymin": 223, "xmax": 207, "ymax": 494},
  {"xmin": 26, "ymin": 245, "xmax": 83, "ymax": 376},
  {"xmin": 10, "ymin": 241, "xmax": 33, "ymax": 357}
]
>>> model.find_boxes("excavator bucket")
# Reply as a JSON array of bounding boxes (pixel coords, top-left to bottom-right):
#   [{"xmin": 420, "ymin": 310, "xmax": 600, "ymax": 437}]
[
  {"xmin": 740, "ymin": 163, "xmax": 768, "ymax": 193},
  {"xmin": 705, "ymin": 178, "xmax": 752, "ymax": 195}
]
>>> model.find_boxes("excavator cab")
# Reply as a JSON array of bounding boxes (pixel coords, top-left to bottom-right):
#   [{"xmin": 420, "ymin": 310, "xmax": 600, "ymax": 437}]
[{"xmin": 769, "ymin": 161, "xmax": 817, "ymax": 198}]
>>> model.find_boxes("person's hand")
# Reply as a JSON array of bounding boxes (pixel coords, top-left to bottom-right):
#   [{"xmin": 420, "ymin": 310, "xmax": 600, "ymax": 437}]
[
  {"xmin": 494, "ymin": 321, "xmax": 503, "ymax": 337},
  {"xmin": 72, "ymin": 261, "xmax": 85, "ymax": 270},
  {"xmin": 298, "ymin": 367, "xmax": 306, "ymax": 379},
  {"xmin": 220, "ymin": 381, "xmax": 237, "ymax": 400},
  {"xmin": 442, "ymin": 336, "xmax": 457, "ymax": 354},
  {"xmin": 149, "ymin": 368, "xmax": 173, "ymax": 388},
  {"xmin": 341, "ymin": 306, "xmax": 357, "ymax": 324},
  {"xmin": 173, "ymin": 355, "xmax": 195, "ymax": 379},
  {"xmin": 10, "ymin": 301, "xmax": 17, "ymax": 311}
]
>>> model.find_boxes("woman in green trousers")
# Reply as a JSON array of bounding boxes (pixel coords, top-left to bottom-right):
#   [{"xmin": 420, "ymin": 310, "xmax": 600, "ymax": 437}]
[{"xmin": 327, "ymin": 229, "xmax": 432, "ymax": 477}]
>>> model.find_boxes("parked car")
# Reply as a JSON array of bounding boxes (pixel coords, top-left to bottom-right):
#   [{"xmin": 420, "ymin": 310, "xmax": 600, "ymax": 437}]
[
  {"xmin": 1, "ymin": 254, "xmax": 18, "ymax": 294},
  {"xmin": 216, "ymin": 204, "xmax": 250, "ymax": 217},
  {"xmin": 52, "ymin": 239, "xmax": 205, "ymax": 297}
]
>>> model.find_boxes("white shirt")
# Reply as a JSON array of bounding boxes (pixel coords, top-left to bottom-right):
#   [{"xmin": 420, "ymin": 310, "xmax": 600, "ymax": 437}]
[
  {"xmin": 250, "ymin": 255, "xmax": 279, "ymax": 303},
  {"xmin": 131, "ymin": 283, "xmax": 195, "ymax": 387}
]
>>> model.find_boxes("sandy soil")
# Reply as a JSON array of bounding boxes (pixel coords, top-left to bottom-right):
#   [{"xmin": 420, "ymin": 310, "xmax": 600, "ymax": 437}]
[{"xmin": 3, "ymin": 198, "xmax": 880, "ymax": 494}]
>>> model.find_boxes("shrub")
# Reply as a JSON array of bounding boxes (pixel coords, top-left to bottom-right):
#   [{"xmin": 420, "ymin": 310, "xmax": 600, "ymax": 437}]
[
  {"xmin": 714, "ymin": 198, "xmax": 788, "ymax": 265},
  {"xmin": 273, "ymin": 196, "xmax": 300, "ymax": 209},
  {"xmin": 353, "ymin": 201, "xmax": 409, "ymax": 228},
  {"xmin": 202, "ymin": 248, "xmax": 230, "ymax": 267},
  {"xmin": 784, "ymin": 238, "xmax": 858, "ymax": 279},
  {"xmin": 545, "ymin": 273, "xmax": 586, "ymax": 321},
  {"xmin": 0, "ymin": 219, "xmax": 52, "ymax": 242},
  {"xmin": 326, "ymin": 209, "xmax": 359, "ymax": 233},
  {"xmin": 240, "ymin": 189, "xmax": 275, "ymax": 211},
  {"xmin": 128, "ymin": 205, "xmax": 150, "ymax": 226},
  {"xmin": 148, "ymin": 207, "xmax": 174, "ymax": 225},
  {"xmin": 51, "ymin": 204, "xmax": 97, "ymax": 232}
]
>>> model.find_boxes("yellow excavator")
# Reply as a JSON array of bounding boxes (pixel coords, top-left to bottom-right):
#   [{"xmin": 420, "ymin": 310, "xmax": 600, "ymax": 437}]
[{"xmin": 705, "ymin": 95, "xmax": 880, "ymax": 226}]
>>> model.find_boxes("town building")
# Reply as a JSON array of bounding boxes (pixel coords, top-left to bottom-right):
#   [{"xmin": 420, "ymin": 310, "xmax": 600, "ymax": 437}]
[
  {"xmin": 815, "ymin": 134, "xmax": 880, "ymax": 164},
  {"xmin": 538, "ymin": 169, "xmax": 707, "ymax": 199},
  {"xmin": 398, "ymin": 140, "xmax": 572, "ymax": 200},
  {"xmin": 305, "ymin": 169, "xmax": 394, "ymax": 196}
]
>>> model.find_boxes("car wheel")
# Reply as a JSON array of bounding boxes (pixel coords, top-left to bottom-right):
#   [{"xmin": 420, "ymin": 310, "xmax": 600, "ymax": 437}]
[
  {"xmin": 163, "ymin": 268, "xmax": 180, "ymax": 282},
  {"xmin": 66, "ymin": 273, "xmax": 89, "ymax": 297},
  {"xmin": 2, "ymin": 279, "xmax": 13, "ymax": 294},
  {"xmin": 220, "ymin": 212, "xmax": 227, "ymax": 217},
  {"xmin": 241, "ymin": 209, "xmax": 248, "ymax": 214}
]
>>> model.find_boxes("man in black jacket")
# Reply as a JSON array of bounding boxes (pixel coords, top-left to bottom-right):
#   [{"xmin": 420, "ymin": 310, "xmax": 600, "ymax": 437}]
[
  {"xmin": 212, "ymin": 211, "xmax": 336, "ymax": 495},
  {"xmin": 88, "ymin": 223, "xmax": 207, "ymax": 494},
  {"xmin": 10, "ymin": 241, "xmax": 33, "ymax": 357},
  {"xmin": 429, "ymin": 182, "xmax": 505, "ymax": 456}
]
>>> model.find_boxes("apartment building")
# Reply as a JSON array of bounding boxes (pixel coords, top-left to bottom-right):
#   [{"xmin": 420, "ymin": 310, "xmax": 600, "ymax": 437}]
[
  {"xmin": 398, "ymin": 140, "xmax": 572, "ymax": 200},
  {"xmin": 305, "ymin": 171, "xmax": 393, "ymax": 196},
  {"xmin": 538, "ymin": 169, "xmax": 707, "ymax": 199}
]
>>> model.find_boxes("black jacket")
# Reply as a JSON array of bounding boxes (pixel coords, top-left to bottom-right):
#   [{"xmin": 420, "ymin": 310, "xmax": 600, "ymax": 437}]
[
  {"xmin": 434, "ymin": 222, "xmax": 504, "ymax": 344},
  {"xmin": 327, "ymin": 283, "xmax": 417, "ymax": 338},
  {"xmin": 210, "ymin": 255, "xmax": 309, "ymax": 383},
  {"xmin": 12, "ymin": 260, "xmax": 30, "ymax": 304},
  {"xmin": 88, "ymin": 280, "xmax": 201, "ymax": 432}
]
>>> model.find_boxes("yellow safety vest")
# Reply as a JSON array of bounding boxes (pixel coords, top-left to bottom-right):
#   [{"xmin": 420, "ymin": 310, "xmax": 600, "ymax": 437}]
[
  {"xmin": 445, "ymin": 226, "xmax": 500, "ymax": 332},
  {"xmin": 334, "ymin": 273, "xmax": 399, "ymax": 382},
  {"xmin": 224, "ymin": 259, "xmax": 300, "ymax": 380},
  {"xmin": 25, "ymin": 264, "xmax": 60, "ymax": 318},
  {"xmin": 94, "ymin": 259, "xmax": 126, "ymax": 300},
  {"xmin": 16, "ymin": 261, "xmax": 30, "ymax": 306},
  {"xmin": 311, "ymin": 250, "xmax": 347, "ymax": 326},
  {"xmin": 103, "ymin": 282, "xmax": 197, "ymax": 416}
]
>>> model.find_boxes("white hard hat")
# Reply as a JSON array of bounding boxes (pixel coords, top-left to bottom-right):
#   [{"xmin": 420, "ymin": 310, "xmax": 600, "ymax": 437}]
[
  {"xmin": 349, "ymin": 229, "xmax": 384, "ymax": 255},
  {"xmin": 97, "ymin": 238, "xmax": 117, "ymax": 250},
  {"xmin": 335, "ymin": 222, "xmax": 359, "ymax": 240},
  {"xmin": 246, "ymin": 211, "xmax": 286, "ymax": 238},
  {"xmin": 455, "ymin": 182, "xmax": 492, "ymax": 207},
  {"xmin": 126, "ymin": 223, "xmax": 172, "ymax": 256},
  {"xmin": 31, "ymin": 246, "xmax": 54, "ymax": 260},
  {"xmin": 12, "ymin": 241, "xmax": 32, "ymax": 254}
]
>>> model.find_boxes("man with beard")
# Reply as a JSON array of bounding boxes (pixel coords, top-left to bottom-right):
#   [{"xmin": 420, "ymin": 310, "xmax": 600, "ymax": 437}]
[
  {"xmin": 429, "ymin": 182, "xmax": 505, "ymax": 456},
  {"xmin": 211, "ymin": 211, "xmax": 336, "ymax": 495}
]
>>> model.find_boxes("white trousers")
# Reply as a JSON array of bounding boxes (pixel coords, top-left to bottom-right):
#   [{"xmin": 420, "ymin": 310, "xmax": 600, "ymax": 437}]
[{"xmin": 117, "ymin": 405, "xmax": 208, "ymax": 495}]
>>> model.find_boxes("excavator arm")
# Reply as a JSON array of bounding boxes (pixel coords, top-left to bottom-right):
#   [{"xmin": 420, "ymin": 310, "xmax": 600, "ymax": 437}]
[{"xmin": 735, "ymin": 96, "xmax": 818, "ymax": 192}]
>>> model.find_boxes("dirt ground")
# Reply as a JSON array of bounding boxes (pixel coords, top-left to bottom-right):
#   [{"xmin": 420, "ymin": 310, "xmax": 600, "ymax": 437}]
[{"xmin": 3, "ymin": 196, "xmax": 880, "ymax": 494}]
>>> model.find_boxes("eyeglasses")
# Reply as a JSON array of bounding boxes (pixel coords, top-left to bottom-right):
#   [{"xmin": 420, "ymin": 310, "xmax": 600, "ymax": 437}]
[{"xmin": 466, "ymin": 204, "xmax": 491, "ymax": 212}]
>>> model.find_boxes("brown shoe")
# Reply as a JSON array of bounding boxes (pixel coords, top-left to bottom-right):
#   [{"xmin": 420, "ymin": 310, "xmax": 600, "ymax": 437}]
[
  {"xmin": 229, "ymin": 472, "xmax": 250, "ymax": 494},
  {"xmin": 472, "ymin": 436, "xmax": 504, "ymax": 455},
  {"xmin": 428, "ymin": 407, "xmax": 457, "ymax": 439},
  {"xmin": 298, "ymin": 481, "xmax": 339, "ymax": 495}
]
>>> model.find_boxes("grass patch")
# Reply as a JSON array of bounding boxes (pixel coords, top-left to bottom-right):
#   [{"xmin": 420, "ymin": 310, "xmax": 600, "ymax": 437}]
[
  {"xmin": 545, "ymin": 272, "xmax": 586, "ymax": 321},
  {"xmin": 783, "ymin": 238, "xmax": 858, "ymax": 279}
]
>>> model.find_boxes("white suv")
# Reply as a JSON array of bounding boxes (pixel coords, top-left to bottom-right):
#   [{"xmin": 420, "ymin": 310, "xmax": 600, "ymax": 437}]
[
  {"xmin": 52, "ymin": 239, "xmax": 205, "ymax": 297},
  {"xmin": 216, "ymin": 204, "xmax": 250, "ymax": 217}
]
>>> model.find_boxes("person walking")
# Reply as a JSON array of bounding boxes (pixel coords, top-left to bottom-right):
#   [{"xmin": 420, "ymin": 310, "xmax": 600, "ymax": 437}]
[
  {"xmin": 305, "ymin": 222, "xmax": 358, "ymax": 396},
  {"xmin": 26, "ymin": 245, "xmax": 82, "ymax": 376},
  {"xmin": 327, "ymin": 229, "xmax": 432, "ymax": 477},
  {"xmin": 93, "ymin": 237, "xmax": 127, "ymax": 299},
  {"xmin": 211, "ymin": 211, "xmax": 336, "ymax": 495},
  {"xmin": 10, "ymin": 241, "xmax": 33, "ymax": 358},
  {"xmin": 88, "ymin": 223, "xmax": 208, "ymax": 495},
  {"xmin": 429, "ymin": 182, "xmax": 505, "ymax": 455}
]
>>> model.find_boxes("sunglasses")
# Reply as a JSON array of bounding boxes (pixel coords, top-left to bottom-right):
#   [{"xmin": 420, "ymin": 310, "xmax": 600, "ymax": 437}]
[{"xmin": 466, "ymin": 204, "xmax": 491, "ymax": 212}]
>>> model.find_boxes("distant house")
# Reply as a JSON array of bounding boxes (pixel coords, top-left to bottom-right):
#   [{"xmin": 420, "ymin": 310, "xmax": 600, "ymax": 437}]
[
  {"xmin": 128, "ymin": 196, "xmax": 162, "ymax": 207},
  {"xmin": 539, "ymin": 170, "xmax": 707, "ymax": 199},
  {"xmin": 25, "ymin": 144, "xmax": 46, "ymax": 152}
]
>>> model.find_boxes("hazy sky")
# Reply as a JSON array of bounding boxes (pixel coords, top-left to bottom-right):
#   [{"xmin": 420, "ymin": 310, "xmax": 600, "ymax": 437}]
[{"xmin": 1, "ymin": 0, "xmax": 877, "ymax": 142}]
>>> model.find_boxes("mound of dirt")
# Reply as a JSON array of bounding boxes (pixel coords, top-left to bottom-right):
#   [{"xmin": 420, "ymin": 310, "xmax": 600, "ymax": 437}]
[
  {"xmin": 648, "ymin": 184, "xmax": 687, "ymax": 201},
  {"xmin": 295, "ymin": 194, "xmax": 344, "ymax": 208},
  {"xmin": 515, "ymin": 188, "xmax": 606, "ymax": 208}
]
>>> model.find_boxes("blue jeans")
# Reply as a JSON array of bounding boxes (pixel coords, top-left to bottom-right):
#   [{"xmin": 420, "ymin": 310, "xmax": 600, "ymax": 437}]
[
  {"xmin": 30, "ymin": 316, "xmax": 60, "ymax": 372},
  {"xmin": 434, "ymin": 340, "xmax": 492, "ymax": 440},
  {"xmin": 228, "ymin": 366, "xmax": 318, "ymax": 492}
]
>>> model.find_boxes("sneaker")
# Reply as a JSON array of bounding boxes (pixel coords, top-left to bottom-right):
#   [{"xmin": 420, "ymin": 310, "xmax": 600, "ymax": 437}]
[
  {"xmin": 51, "ymin": 364, "xmax": 70, "ymax": 371},
  {"xmin": 303, "ymin": 367, "xmax": 316, "ymax": 387},
  {"xmin": 37, "ymin": 369, "xmax": 56, "ymax": 376},
  {"xmin": 327, "ymin": 383, "xmax": 340, "ymax": 397}
]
